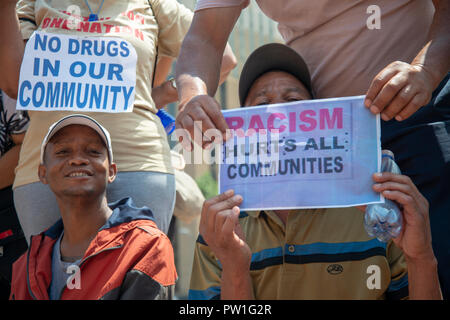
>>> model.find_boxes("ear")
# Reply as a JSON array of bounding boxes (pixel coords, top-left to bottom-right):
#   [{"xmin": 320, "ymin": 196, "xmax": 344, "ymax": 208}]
[
  {"xmin": 38, "ymin": 164, "xmax": 48, "ymax": 185},
  {"xmin": 108, "ymin": 162, "xmax": 117, "ymax": 184}
]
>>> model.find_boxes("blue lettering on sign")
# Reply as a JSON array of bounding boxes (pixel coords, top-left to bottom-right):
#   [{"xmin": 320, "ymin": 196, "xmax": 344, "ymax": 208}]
[
  {"xmin": 48, "ymin": 37, "xmax": 61, "ymax": 53},
  {"xmin": 102, "ymin": 85, "xmax": 109, "ymax": 109},
  {"xmin": 18, "ymin": 81, "xmax": 31, "ymax": 107},
  {"xmin": 93, "ymin": 41, "xmax": 105, "ymax": 56},
  {"xmin": 45, "ymin": 82, "xmax": 61, "ymax": 108},
  {"xmin": 34, "ymin": 33, "xmax": 61, "ymax": 53},
  {"xmin": 109, "ymin": 86, "xmax": 121, "ymax": 110},
  {"xmin": 61, "ymin": 82, "xmax": 75, "ymax": 107},
  {"xmin": 122, "ymin": 86, "xmax": 134, "ymax": 111},
  {"xmin": 68, "ymin": 39, "xmax": 80, "ymax": 54},
  {"xmin": 33, "ymin": 58, "xmax": 40, "ymax": 76},
  {"xmin": 32, "ymin": 58, "xmax": 60, "ymax": 77},
  {"xmin": 89, "ymin": 85, "xmax": 103, "ymax": 109},
  {"xmin": 70, "ymin": 61, "xmax": 87, "ymax": 78},
  {"xmin": 32, "ymin": 82, "xmax": 45, "ymax": 107},
  {"xmin": 107, "ymin": 41, "xmax": 119, "ymax": 57},
  {"xmin": 81, "ymin": 40, "xmax": 93, "ymax": 55},
  {"xmin": 76, "ymin": 83, "xmax": 89, "ymax": 108},
  {"xmin": 43, "ymin": 59, "xmax": 60, "ymax": 77},
  {"xmin": 89, "ymin": 63, "xmax": 106, "ymax": 79},
  {"xmin": 34, "ymin": 33, "xmax": 47, "ymax": 51},
  {"xmin": 120, "ymin": 42, "xmax": 130, "ymax": 57},
  {"xmin": 108, "ymin": 64, "xmax": 123, "ymax": 81}
]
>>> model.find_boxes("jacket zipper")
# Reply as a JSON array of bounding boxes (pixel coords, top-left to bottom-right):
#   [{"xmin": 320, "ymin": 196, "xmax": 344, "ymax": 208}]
[{"xmin": 57, "ymin": 244, "xmax": 123, "ymax": 299}]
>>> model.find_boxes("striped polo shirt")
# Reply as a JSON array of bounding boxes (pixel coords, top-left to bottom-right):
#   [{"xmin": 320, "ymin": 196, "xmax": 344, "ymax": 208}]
[{"xmin": 189, "ymin": 207, "xmax": 408, "ymax": 300}]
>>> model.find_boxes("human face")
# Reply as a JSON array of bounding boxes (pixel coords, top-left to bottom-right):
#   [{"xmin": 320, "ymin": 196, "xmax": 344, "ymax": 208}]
[
  {"xmin": 244, "ymin": 71, "xmax": 312, "ymax": 107},
  {"xmin": 38, "ymin": 124, "xmax": 116, "ymax": 198}
]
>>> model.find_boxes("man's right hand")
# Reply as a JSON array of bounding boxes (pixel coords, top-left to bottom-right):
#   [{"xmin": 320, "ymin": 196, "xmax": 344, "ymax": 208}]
[
  {"xmin": 175, "ymin": 95, "xmax": 230, "ymax": 148},
  {"xmin": 199, "ymin": 190, "xmax": 251, "ymax": 272}
]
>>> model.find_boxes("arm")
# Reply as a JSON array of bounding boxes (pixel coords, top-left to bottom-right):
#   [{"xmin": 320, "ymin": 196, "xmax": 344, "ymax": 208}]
[
  {"xmin": 199, "ymin": 190, "xmax": 254, "ymax": 299},
  {"xmin": 0, "ymin": 1, "xmax": 26, "ymax": 99},
  {"xmin": 175, "ymin": 7, "xmax": 242, "ymax": 145},
  {"xmin": 151, "ymin": 56, "xmax": 178, "ymax": 109},
  {"xmin": 365, "ymin": 0, "xmax": 450, "ymax": 121},
  {"xmin": 372, "ymin": 173, "xmax": 442, "ymax": 299},
  {"xmin": 218, "ymin": 42, "xmax": 238, "ymax": 85},
  {"xmin": 152, "ymin": 44, "xmax": 236, "ymax": 110},
  {"xmin": 0, "ymin": 132, "xmax": 25, "ymax": 189}
]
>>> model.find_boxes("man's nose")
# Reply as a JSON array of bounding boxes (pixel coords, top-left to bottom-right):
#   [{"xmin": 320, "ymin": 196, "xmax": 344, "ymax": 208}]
[{"xmin": 68, "ymin": 151, "xmax": 89, "ymax": 165}]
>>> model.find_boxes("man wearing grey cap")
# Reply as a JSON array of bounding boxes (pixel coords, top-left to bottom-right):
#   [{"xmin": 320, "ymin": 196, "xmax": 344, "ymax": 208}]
[
  {"xmin": 189, "ymin": 44, "xmax": 441, "ymax": 300},
  {"xmin": 9, "ymin": 115, "xmax": 177, "ymax": 300}
]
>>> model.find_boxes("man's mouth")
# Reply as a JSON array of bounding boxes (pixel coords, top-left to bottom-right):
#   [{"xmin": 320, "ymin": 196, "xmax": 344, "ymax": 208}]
[{"xmin": 66, "ymin": 170, "xmax": 92, "ymax": 177}]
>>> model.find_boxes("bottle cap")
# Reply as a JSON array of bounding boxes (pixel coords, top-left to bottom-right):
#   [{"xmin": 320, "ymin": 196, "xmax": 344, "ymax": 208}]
[{"xmin": 381, "ymin": 149, "xmax": 395, "ymax": 161}]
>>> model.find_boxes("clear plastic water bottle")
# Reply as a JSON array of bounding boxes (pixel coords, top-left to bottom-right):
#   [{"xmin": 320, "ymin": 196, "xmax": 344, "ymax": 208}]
[
  {"xmin": 364, "ymin": 150, "xmax": 403, "ymax": 242},
  {"xmin": 156, "ymin": 109, "xmax": 175, "ymax": 135}
]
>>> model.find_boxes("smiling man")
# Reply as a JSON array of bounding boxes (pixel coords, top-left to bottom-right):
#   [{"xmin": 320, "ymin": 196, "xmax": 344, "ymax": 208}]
[{"xmin": 9, "ymin": 114, "xmax": 177, "ymax": 300}]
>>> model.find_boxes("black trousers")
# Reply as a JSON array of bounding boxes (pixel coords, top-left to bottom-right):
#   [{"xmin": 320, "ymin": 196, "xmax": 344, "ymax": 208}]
[{"xmin": 381, "ymin": 73, "xmax": 450, "ymax": 299}]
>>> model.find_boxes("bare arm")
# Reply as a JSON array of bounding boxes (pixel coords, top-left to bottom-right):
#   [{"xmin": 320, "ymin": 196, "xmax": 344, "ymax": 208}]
[
  {"xmin": 152, "ymin": 56, "xmax": 178, "ymax": 109},
  {"xmin": 218, "ymin": 42, "xmax": 238, "ymax": 86},
  {"xmin": 365, "ymin": 0, "xmax": 450, "ymax": 121},
  {"xmin": 0, "ymin": 133, "xmax": 25, "ymax": 189},
  {"xmin": 0, "ymin": 1, "xmax": 25, "ymax": 99},
  {"xmin": 152, "ymin": 43, "xmax": 236, "ymax": 110},
  {"xmin": 175, "ymin": 7, "xmax": 242, "ymax": 145}
]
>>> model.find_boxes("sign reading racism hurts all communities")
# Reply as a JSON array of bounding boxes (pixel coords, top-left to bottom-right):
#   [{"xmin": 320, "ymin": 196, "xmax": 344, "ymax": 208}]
[
  {"xmin": 218, "ymin": 96, "xmax": 382, "ymax": 211},
  {"xmin": 17, "ymin": 31, "xmax": 137, "ymax": 113}
]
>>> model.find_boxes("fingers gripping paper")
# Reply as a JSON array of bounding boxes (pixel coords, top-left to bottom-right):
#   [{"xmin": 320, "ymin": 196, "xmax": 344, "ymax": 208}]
[{"xmin": 17, "ymin": 31, "xmax": 137, "ymax": 113}]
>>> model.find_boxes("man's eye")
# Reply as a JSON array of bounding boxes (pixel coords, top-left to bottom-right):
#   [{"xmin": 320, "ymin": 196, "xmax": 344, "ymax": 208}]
[
  {"xmin": 55, "ymin": 149, "xmax": 68, "ymax": 155},
  {"xmin": 286, "ymin": 97, "xmax": 301, "ymax": 102}
]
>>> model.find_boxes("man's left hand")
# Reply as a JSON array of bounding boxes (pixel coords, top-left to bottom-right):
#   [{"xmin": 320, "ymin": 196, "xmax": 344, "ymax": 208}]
[
  {"xmin": 364, "ymin": 61, "xmax": 436, "ymax": 122},
  {"xmin": 372, "ymin": 172, "xmax": 435, "ymax": 262}
]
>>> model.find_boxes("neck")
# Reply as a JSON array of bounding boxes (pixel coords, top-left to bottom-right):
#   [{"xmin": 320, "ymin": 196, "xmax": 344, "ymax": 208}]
[
  {"xmin": 274, "ymin": 210, "xmax": 290, "ymax": 226},
  {"xmin": 57, "ymin": 194, "xmax": 112, "ymax": 259}
]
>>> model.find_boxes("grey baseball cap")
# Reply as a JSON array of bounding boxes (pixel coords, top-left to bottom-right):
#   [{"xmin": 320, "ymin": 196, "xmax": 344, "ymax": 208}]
[
  {"xmin": 239, "ymin": 43, "xmax": 313, "ymax": 106},
  {"xmin": 40, "ymin": 114, "xmax": 113, "ymax": 164}
]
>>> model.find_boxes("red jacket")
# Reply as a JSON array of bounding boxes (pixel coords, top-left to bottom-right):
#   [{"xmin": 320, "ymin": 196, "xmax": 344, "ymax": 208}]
[{"xmin": 10, "ymin": 197, "xmax": 177, "ymax": 300}]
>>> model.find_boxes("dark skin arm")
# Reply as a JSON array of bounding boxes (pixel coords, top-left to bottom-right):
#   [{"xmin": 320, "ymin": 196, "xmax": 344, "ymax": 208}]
[
  {"xmin": 0, "ymin": 1, "xmax": 25, "ymax": 99},
  {"xmin": 175, "ymin": 7, "xmax": 242, "ymax": 145},
  {"xmin": 364, "ymin": 0, "xmax": 450, "ymax": 121},
  {"xmin": 154, "ymin": 45, "xmax": 237, "ymax": 110},
  {"xmin": 372, "ymin": 172, "xmax": 442, "ymax": 299}
]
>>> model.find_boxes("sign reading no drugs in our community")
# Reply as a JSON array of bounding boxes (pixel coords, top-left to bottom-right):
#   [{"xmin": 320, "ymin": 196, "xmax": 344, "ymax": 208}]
[
  {"xmin": 218, "ymin": 96, "xmax": 382, "ymax": 210},
  {"xmin": 17, "ymin": 31, "xmax": 137, "ymax": 113}
]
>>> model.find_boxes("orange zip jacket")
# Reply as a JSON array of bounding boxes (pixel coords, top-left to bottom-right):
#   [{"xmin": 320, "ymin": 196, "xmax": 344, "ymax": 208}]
[{"xmin": 9, "ymin": 197, "xmax": 177, "ymax": 300}]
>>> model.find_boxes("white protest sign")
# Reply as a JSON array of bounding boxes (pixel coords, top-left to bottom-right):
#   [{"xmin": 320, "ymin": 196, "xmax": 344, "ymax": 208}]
[
  {"xmin": 17, "ymin": 31, "xmax": 137, "ymax": 113},
  {"xmin": 218, "ymin": 96, "xmax": 382, "ymax": 211}
]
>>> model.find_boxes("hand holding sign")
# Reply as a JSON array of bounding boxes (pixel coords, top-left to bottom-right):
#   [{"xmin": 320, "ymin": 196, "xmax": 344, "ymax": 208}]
[
  {"xmin": 372, "ymin": 172, "xmax": 434, "ymax": 262},
  {"xmin": 364, "ymin": 61, "xmax": 435, "ymax": 121},
  {"xmin": 199, "ymin": 190, "xmax": 251, "ymax": 271},
  {"xmin": 176, "ymin": 94, "xmax": 230, "ymax": 149}
]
